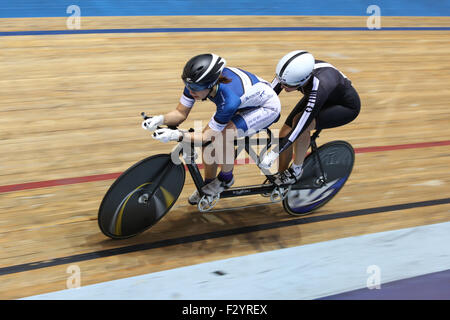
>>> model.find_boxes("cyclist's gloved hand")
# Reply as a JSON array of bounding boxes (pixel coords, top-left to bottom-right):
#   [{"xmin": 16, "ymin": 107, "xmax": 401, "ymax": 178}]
[
  {"xmin": 142, "ymin": 115, "xmax": 164, "ymax": 131},
  {"xmin": 259, "ymin": 150, "xmax": 279, "ymax": 169},
  {"xmin": 152, "ymin": 128, "xmax": 183, "ymax": 143}
]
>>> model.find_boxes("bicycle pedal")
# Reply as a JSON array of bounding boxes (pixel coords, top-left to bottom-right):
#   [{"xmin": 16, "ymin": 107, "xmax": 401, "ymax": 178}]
[
  {"xmin": 269, "ymin": 186, "xmax": 291, "ymax": 203},
  {"xmin": 197, "ymin": 194, "xmax": 220, "ymax": 213}
]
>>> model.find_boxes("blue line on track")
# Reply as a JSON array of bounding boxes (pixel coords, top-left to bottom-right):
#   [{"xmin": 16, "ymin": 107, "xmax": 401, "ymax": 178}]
[
  {"xmin": 1, "ymin": 26, "xmax": 450, "ymax": 37},
  {"xmin": 1, "ymin": 0, "xmax": 449, "ymax": 18}
]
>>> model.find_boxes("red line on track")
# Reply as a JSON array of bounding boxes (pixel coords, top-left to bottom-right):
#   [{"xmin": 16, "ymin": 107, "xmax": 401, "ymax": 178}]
[
  {"xmin": 354, "ymin": 140, "xmax": 450, "ymax": 153},
  {"xmin": 1, "ymin": 140, "xmax": 449, "ymax": 194},
  {"xmin": 0, "ymin": 173, "xmax": 122, "ymax": 194}
]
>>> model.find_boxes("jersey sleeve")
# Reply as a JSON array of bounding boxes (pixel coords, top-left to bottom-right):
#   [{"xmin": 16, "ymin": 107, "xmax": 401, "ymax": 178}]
[
  {"xmin": 208, "ymin": 95, "xmax": 241, "ymax": 132},
  {"xmin": 180, "ymin": 87, "xmax": 195, "ymax": 108},
  {"xmin": 271, "ymin": 76, "xmax": 282, "ymax": 95},
  {"xmin": 278, "ymin": 76, "xmax": 329, "ymax": 153},
  {"xmin": 271, "ymin": 77, "xmax": 281, "ymax": 95}
]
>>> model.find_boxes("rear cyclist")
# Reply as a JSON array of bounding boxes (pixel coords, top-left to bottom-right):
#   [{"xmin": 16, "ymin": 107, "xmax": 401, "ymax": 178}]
[
  {"xmin": 143, "ymin": 53, "xmax": 281, "ymax": 203},
  {"xmin": 259, "ymin": 50, "xmax": 361, "ymax": 184}
]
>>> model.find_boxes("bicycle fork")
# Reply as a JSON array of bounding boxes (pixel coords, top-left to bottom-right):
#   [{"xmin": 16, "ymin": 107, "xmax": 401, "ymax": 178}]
[{"xmin": 310, "ymin": 130, "xmax": 327, "ymax": 187}]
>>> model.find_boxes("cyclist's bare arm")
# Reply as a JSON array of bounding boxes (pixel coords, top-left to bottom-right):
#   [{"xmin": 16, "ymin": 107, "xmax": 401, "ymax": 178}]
[
  {"xmin": 181, "ymin": 123, "xmax": 221, "ymax": 146},
  {"xmin": 160, "ymin": 103, "xmax": 226, "ymax": 145},
  {"xmin": 163, "ymin": 103, "xmax": 192, "ymax": 126}
]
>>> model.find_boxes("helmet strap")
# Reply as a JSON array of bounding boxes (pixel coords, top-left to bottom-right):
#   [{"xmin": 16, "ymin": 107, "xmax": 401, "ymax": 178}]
[{"xmin": 299, "ymin": 76, "xmax": 313, "ymax": 93}]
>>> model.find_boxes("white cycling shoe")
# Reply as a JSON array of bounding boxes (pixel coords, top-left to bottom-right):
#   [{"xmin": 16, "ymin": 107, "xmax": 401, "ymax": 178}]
[
  {"xmin": 273, "ymin": 166, "xmax": 303, "ymax": 186},
  {"xmin": 188, "ymin": 177, "xmax": 235, "ymax": 205}
]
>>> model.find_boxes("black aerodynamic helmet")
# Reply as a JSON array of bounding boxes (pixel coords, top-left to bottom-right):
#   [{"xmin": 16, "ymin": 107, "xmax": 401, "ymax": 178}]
[{"xmin": 181, "ymin": 53, "xmax": 226, "ymax": 91}]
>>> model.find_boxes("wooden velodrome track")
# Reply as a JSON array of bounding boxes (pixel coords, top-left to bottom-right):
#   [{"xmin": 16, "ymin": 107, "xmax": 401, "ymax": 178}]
[{"xmin": 0, "ymin": 16, "xmax": 449, "ymax": 299}]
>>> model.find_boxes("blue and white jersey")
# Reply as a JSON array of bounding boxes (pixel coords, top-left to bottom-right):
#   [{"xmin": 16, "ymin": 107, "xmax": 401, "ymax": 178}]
[{"xmin": 179, "ymin": 67, "xmax": 269, "ymax": 132}]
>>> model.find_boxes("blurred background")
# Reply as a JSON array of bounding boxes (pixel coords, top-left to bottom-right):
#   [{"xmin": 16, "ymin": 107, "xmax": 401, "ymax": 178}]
[{"xmin": 0, "ymin": 0, "xmax": 449, "ymax": 300}]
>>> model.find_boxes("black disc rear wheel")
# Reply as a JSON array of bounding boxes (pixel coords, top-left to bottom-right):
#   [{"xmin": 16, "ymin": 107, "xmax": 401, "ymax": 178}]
[{"xmin": 283, "ymin": 141, "xmax": 354, "ymax": 216}]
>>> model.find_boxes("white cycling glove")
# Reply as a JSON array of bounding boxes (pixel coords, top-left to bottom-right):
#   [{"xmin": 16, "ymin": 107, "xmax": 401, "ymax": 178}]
[
  {"xmin": 142, "ymin": 115, "xmax": 164, "ymax": 131},
  {"xmin": 152, "ymin": 128, "xmax": 183, "ymax": 143},
  {"xmin": 259, "ymin": 150, "xmax": 280, "ymax": 170}
]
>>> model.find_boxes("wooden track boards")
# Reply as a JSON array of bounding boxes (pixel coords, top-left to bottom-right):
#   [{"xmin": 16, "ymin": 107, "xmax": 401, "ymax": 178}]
[{"xmin": 0, "ymin": 16, "xmax": 449, "ymax": 299}]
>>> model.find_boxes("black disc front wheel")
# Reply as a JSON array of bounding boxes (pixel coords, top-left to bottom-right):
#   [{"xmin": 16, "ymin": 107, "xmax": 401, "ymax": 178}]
[{"xmin": 98, "ymin": 154, "xmax": 185, "ymax": 239}]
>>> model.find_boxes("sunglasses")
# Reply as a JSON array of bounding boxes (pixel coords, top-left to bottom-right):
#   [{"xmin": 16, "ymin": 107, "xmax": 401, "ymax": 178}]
[
  {"xmin": 183, "ymin": 81, "xmax": 211, "ymax": 92},
  {"xmin": 276, "ymin": 76, "xmax": 299, "ymax": 89},
  {"xmin": 277, "ymin": 73, "xmax": 311, "ymax": 89}
]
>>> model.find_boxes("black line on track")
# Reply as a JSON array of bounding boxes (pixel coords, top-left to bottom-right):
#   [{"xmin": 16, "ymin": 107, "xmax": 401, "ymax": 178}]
[{"xmin": 1, "ymin": 197, "xmax": 449, "ymax": 276}]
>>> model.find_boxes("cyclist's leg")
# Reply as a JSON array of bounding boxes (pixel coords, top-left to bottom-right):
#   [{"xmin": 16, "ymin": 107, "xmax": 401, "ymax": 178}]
[
  {"xmin": 220, "ymin": 121, "xmax": 239, "ymax": 174},
  {"xmin": 196, "ymin": 122, "xmax": 236, "ymax": 199},
  {"xmin": 278, "ymin": 96, "xmax": 308, "ymax": 172},
  {"xmin": 202, "ymin": 123, "xmax": 218, "ymax": 182},
  {"xmin": 200, "ymin": 120, "xmax": 240, "ymax": 176},
  {"xmin": 276, "ymin": 116, "xmax": 315, "ymax": 185},
  {"xmin": 189, "ymin": 124, "xmax": 225, "ymax": 204},
  {"xmin": 290, "ymin": 102, "xmax": 359, "ymax": 171},
  {"xmin": 278, "ymin": 124, "xmax": 293, "ymax": 172},
  {"xmin": 315, "ymin": 85, "xmax": 360, "ymax": 129},
  {"xmin": 293, "ymin": 118, "xmax": 316, "ymax": 166},
  {"xmin": 209, "ymin": 100, "xmax": 280, "ymax": 178},
  {"xmin": 282, "ymin": 85, "xmax": 360, "ymax": 170},
  {"xmin": 203, "ymin": 82, "xmax": 280, "ymax": 189},
  {"xmin": 315, "ymin": 104, "xmax": 360, "ymax": 129}
]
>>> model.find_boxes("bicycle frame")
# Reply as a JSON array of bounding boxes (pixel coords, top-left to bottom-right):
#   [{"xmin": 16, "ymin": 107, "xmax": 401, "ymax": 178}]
[
  {"xmin": 98, "ymin": 124, "xmax": 343, "ymax": 238},
  {"xmin": 177, "ymin": 128, "xmax": 328, "ymax": 200}
]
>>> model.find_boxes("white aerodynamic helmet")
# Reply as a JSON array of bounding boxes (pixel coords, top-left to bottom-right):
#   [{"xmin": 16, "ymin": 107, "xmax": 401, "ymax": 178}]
[{"xmin": 276, "ymin": 50, "xmax": 315, "ymax": 87}]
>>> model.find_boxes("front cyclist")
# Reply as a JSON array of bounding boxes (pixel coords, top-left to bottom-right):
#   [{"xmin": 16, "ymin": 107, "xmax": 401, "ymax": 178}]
[
  {"xmin": 143, "ymin": 53, "xmax": 281, "ymax": 204},
  {"xmin": 259, "ymin": 50, "xmax": 361, "ymax": 184}
]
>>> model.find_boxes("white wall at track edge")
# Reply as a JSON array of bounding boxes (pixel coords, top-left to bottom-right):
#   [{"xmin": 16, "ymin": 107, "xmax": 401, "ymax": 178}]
[{"xmin": 23, "ymin": 221, "xmax": 450, "ymax": 300}]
